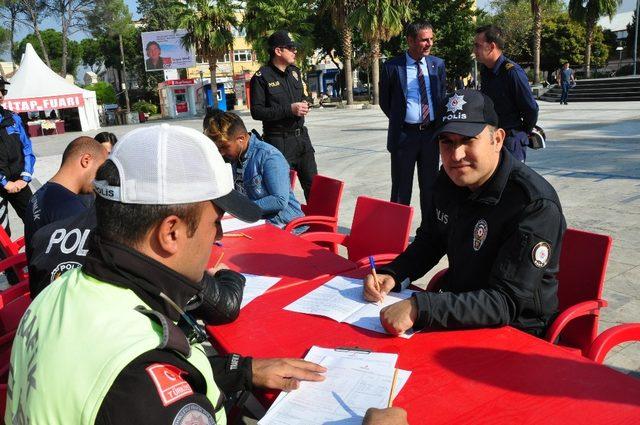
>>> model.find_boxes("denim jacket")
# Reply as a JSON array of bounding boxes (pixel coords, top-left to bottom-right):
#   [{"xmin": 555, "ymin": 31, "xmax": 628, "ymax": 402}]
[{"xmin": 234, "ymin": 132, "xmax": 303, "ymax": 227}]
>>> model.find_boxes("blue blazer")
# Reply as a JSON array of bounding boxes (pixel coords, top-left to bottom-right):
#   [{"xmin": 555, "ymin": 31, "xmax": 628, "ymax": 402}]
[{"xmin": 379, "ymin": 54, "xmax": 447, "ymax": 152}]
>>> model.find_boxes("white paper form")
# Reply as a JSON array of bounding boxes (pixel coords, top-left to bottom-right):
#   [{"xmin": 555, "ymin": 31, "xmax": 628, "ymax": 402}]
[
  {"xmin": 284, "ymin": 276, "xmax": 416, "ymax": 337},
  {"xmin": 269, "ymin": 346, "xmax": 411, "ymax": 412},
  {"xmin": 241, "ymin": 273, "xmax": 281, "ymax": 309},
  {"xmin": 259, "ymin": 356, "xmax": 396, "ymax": 425},
  {"xmin": 221, "ymin": 217, "xmax": 266, "ymax": 233}
]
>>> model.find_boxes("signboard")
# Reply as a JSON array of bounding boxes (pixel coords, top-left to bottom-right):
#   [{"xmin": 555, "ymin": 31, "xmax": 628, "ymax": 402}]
[
  {"xmin": 166, "ymin": 79, "xmax": 195, "ymax": 86},
  {"xmin": 1, "ymin": 94, "xmax": 85, "ymax": 112},
  {"xmin": 141, "ymin": 29, "xmax": 196, "ymax": 71}
]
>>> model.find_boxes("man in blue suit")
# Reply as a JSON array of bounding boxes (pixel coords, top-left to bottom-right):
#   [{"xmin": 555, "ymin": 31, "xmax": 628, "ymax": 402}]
[{"xmin": 380, "ymin": 21, "xmax": 446, "ymax": 217}]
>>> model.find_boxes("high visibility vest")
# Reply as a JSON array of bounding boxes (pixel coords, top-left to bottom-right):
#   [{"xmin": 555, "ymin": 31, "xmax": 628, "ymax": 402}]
[{"xmin": 6, "ymin": 268, "xmax": 226, "ymax": 425}]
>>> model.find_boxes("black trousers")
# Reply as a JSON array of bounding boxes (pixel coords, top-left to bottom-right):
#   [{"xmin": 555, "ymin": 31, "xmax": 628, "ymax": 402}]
[
  {"xmin": 0, "ymin": 185, "xmax": 32, "ymax": 284},
  {"xmin": 263, "ymin": 127, "xmax": 318, "ymax": 201},
  {"xmin": 390, "ymin": 127, "xmax": 439, "ymax": 217}
]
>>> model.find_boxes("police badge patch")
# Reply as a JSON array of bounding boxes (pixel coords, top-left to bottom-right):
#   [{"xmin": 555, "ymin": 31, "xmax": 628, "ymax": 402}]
[
  {"xmin": 473, "ymin": 219, "xmax": 488, "ymax": 251},
  {"xmin": 172, "ymin": 403, "xmax": 216, "ymax": 425},
  {"xmin": 531, "ymin": 242, "xmax": 551, "ymax": 268},
  {"xmin": 292, "ymin": 71, "xmax": 299, "ymax": 81}
]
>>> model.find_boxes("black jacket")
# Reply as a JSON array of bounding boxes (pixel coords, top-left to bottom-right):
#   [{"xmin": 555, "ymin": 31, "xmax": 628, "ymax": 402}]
[
  {"xmin": 250, "ymin": 62, "xmax": 309, "ymax": 134},
  {"xmin": 380, "ymin": 149, "xmax": 566, "ymax": 336},
  {"xmin": 27, "ymin": 208, "xmax": 245, "ymax": 325}
]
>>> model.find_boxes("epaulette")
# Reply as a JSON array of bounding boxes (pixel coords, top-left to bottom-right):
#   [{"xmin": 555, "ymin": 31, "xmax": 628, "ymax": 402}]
[{"xmin": 505, "ymin": 62, "xmax": 515, "ymax": 71}]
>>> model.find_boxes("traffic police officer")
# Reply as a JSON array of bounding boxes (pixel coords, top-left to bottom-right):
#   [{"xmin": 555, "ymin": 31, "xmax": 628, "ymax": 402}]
[
  {"xmin": 362, "ymin": 90, "xmax": 566, "ymax": 338},
  {"xmin": 473, "ymin": 25, "xmax": 539, "ymax": 162},
  {"xmin": 250, "ymin": 30, "xmax": 317, "ymax": 200}
]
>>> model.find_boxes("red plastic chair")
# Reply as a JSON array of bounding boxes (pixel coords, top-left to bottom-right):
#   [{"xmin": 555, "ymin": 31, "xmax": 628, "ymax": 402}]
[
  {"xmin": 0, "ymin": 292, "xmax": 31, "ymax": 382},
  {"xmin": 0, "ymin": 384, "xmax": 6, "ymax": 419},
  {"xmin": 300, "ymin": 196, "xmax": 413, "ymax": 265},
  {"xmin": 285, "ymin": 174, "xmax": 345, "ymax": 234},
  {"xmin": 0, "ymin": 227, "xmax": 28, "ymax": 283},
  {"xmin": 289, "ymin": 169, "xmax": 298, "ymax": 190},
  {"xmin": 587, "ymin": 323, "xmax": 640, "ymax": 364},
  {"xmin": 545, "ymin": 228, "xmax": 612, "ymax": 356}
]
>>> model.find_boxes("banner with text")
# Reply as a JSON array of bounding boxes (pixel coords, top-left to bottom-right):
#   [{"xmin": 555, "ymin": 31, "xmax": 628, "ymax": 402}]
[
  {"xmin": 142, "ymin": 30, "xmax": 196, "ymax": 72},
  {"xmin": 2, "ymin": 94, "xmax": 85, "ymax": 112}
]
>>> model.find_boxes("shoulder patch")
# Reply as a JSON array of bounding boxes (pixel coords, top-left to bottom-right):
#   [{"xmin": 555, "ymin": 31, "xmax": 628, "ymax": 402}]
[
  {"xmin": 172, "ymin": 403, "xmax": 216, "ymax": 425},
  {"xmin": 146, "ymin": 363, "xmax": 194, "ymax": 407},
  {"xmin": 531, "ymin": 242, "xmax": 551, "ymax": 268},
  {"xmin": 505, "ymin": 62, "xmax": 515, "ymax": 71}
]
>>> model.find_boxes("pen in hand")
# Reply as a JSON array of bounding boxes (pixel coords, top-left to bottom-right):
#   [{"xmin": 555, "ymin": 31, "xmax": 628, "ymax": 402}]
[{"xmin": 369, "ymin": 256, "xmax": 382, "ymax": 303}]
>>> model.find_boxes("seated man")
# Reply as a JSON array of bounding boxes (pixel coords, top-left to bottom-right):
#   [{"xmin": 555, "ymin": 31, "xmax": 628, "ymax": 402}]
[
  {"xmin": 364, "ymin": 90, "xmax": 566, "ymax": 338},
  {"xmin": 204, "ymin": 109, "xmax": 304, "ymax": 228},
  {"xmin": 8, "ymin": 124, "xmax": 405, "ymax": 424},
  {"xmin": 24, "ymin": 136, "xmax": 107, "ymax": 257}
]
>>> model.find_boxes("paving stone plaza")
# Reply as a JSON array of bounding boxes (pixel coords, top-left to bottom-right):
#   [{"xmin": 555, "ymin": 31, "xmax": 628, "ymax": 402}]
[{"xmin": 20, "ymin": 100, "xmax": 640, "ymax": 375}]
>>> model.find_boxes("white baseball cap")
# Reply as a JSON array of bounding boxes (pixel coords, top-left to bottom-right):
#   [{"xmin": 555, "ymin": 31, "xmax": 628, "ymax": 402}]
[{"xmin": 94, "ymin": 123, "xmax": 261, "ymax": 222}]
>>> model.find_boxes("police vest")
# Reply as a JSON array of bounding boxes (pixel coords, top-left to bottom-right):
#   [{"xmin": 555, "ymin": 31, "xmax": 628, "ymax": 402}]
[{"xmin": 6, "ymin": 268, "xmax": 226, "ymax": 425}]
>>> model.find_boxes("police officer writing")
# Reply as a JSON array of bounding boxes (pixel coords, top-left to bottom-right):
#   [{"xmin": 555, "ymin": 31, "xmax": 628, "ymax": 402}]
[
  {"xmin": 473, "ymin": 25, "xmax": 539, "ymax": 162},
  {"xmin": 363, "ymin": 90, "xmax": 566, "ymax": 338},
  {"xmin": 250, "ymin": 30, "xmax": 317, "ymax": 200}
]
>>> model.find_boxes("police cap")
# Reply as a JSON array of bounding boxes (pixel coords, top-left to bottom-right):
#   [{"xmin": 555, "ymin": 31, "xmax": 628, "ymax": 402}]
[
  {"xmin": 268, "ymin": 30, "xmax": 299, "ymax": 49},
  {"xmin": 434, "ymin": 89, "xmax": 499, "ymax": 138}
]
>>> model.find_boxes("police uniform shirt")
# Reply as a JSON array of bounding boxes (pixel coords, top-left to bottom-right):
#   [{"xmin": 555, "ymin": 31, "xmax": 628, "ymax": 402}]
[
  {"xmin": 480, "ymin": 55, "xmax": 539, "ymax": 134},
  {"xmin": 249, "ymin": 63, "xmax": 308, "ymax": 133},
  {"xmin": 24, "ymin": 181, "xmax": 91, "ymax": 256},
  {"xmin": 379, "ymin": 149, "xmax": 566, "ymax": 336}
]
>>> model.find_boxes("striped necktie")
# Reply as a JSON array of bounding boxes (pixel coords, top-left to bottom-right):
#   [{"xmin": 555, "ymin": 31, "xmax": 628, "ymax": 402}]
[{"xmin": 416, "ymin": 60, "xmax": 430, "ymax": 123}]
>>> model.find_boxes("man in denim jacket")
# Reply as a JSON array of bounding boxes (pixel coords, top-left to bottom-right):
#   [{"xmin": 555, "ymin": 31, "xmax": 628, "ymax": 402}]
[{"xmin": 204, "ymin": 110, "xmax": 304, "ymax": 228}]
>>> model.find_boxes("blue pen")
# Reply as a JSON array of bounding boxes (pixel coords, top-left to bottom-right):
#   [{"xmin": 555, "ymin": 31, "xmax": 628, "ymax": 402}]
[{"xmin": 369, "ymin": 256, "xmax": 381, "ymax": 293}]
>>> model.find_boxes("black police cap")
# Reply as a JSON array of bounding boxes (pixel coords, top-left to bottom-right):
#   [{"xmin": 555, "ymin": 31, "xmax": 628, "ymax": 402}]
[
  {"xmin": 268, "ymin": 30, "xmax": 298, "ymax": 49},
  {"xmin": 434, "ymin": 89, "xmax": 499, "ymax": 138}
]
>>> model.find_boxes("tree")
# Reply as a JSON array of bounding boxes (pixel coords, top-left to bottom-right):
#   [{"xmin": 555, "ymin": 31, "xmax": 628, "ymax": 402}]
[
  {"xmin": 14, "ymin": 29, "xmax": 82, "ymax": 75},
  {"xmin": 137, "ymin": 0, "xmax": 181, "ymax": 31},
  {"xmin": 15, "ymin": 0, "xmax": 51, "ymax": 67},
  {"xmin": 319, "ymin": 0, "xmax": 357, "ymax": 104},
  {"xmin": 243, "ymin": 0, "xmax": 314, "ymax": 64},
  {"xmin": 79, "ymin": 38, "xmax": 104, "ymax": 72},
  {"xmin": 0, "ymin": 0, "xmax": 21, "ymax": 69},
  {"xmin": 85, "ymin": 0, "xmax": 133, "ymax": 115},
  {"xmin": 175, "ymin": 0, "xmax": 237, "ymax": 109},
  {"xmin": 85, "ymin": 81, "xmax": 117, "ymax": 104},
  {"xmin": 625, "ymin": 10, "xmax": 638, "ymax": 64},
  {"xmin": 349, "ymin": 0, "xmax": 413, "ymax": 105},
  {"xmin": 568, "ymin": 0, "xmax": 621, "ymax": 78},
  {"xmin": 48, "ymin": 0, "xmax": 93, "ymax": 76}
]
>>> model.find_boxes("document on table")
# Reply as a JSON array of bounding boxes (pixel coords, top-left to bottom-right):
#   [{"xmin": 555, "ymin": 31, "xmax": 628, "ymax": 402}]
[
  {"xmin": 221, "ymin": 216, "xmax": 266, "ymax": 233},
  {"xmin": 241, "ymin": 273, "xmax": 281, "ymax": 309},
  {"xmin": 261, "ymin": 346, "xmax": 411, "ymax": 425},
  {"xmin": 284, "ymin": 276, "xmax": 416, "ymax": 338}
]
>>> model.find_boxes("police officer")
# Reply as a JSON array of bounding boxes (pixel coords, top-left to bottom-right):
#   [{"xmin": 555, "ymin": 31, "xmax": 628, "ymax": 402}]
[
  {"xmin": 250, "ymin": 30, "xmax": 317, "ymax": 200},
  {"xmin": 473, "ymin": 25, "xmax": 539, "ymax": 162},
  {"xmin": 362, "ymin": 90, "xmax": 566, "ymax": 338},
  {"xmin": 0, "ymin": 76, "xmax": 36, "ymax": 235}
]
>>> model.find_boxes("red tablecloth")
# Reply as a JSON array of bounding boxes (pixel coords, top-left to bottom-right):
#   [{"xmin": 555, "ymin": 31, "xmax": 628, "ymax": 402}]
[{"xmin": 207, "ymin": 267, "xmax": 640, "ymax": 423}]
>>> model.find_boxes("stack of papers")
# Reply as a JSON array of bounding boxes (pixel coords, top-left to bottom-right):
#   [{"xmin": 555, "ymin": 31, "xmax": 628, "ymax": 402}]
[
  {"xmin": 221, "ymin": 216, "xmax": 266, "ymax": 233},
  {"xmin": 259, "ymin": 346, "xmax": 411, "ymax": 425},
  {"xmin": 284, "ymin": 276, "xmax": 416, "ymax": 338},
  {"xmin": 241, "ymin": 273, "xmax": 281, "ymax": 309}
]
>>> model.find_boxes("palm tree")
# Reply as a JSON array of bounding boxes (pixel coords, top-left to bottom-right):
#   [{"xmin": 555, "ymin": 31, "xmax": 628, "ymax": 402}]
[
  {"xmin": 349, "ymin": 0, "xmax": 413, "ymax": 105},
  {"xmin": 568, "ymin": 0, "xmax": 621, "ymax": 78},
  {"xmin": 320, "ymin": 0, "xmax": 357, "ymax": 105},
  {"xmin": 175, "ymin": 0, "xmax": 237, "ymax": 109}
]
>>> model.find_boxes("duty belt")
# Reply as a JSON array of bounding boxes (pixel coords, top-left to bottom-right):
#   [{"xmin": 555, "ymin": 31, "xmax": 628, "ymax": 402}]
[
  {"xmin": 402, "ymin": 122, "xmax": 433, "ymax": 131},
  {"xmin": 264, "ymin": 127, "xmax": 304, "ymax": 137}
]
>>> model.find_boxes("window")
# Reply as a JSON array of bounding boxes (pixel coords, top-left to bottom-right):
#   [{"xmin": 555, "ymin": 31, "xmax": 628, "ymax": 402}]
[
  {"xmin": 231, "ymin": 26, "xmax": 246, "ymax": 38},
  {"xmin": 234, "ymin": 50, "xmax": 253, "ymax": 62}
]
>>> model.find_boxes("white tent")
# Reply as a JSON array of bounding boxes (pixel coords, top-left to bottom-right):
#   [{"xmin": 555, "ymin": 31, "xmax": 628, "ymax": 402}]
[{"xmin": 1, "ymin": 43, "xmax": 100, "ymax": 132}]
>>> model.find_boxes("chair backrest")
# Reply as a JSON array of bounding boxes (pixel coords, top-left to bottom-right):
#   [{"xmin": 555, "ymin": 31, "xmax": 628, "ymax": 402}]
[
  {"xmin": 0, "ymin": 292, "xmax": 30, "ymax": 336},
  {"xmin": 556, "ymin": 228, "xmax": 612, "ymax": 352},
  {"xmin": 303, "ymin": 175, "xmax": 345, "ymax": 218},
  {"xmin": 0, "ymin": 279, "xmax": 29, "ymax": 309},
  {"xmin": 0, "ymin": 226, "xmax": 20, "ymax": 258},
  {"xmin": 289, "ymin": 169, "xmax": 298, "ymax": 190},
  {"xmin": 345, "ymin": 196, "xmax": 413, "ymax": 262},
  {"xmin": 0, "ymin": 384, "xmax": 6, "ymax": 417}
]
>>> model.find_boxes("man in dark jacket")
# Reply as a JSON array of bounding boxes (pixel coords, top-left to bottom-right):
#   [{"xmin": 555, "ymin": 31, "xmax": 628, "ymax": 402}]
[
  {"xmin": 0, "ymin": 76, "xmax": 36, "ymax": 236},
  {"xmin": 363, "ymin": 90, "xmax": 566, "ymax": 338}
]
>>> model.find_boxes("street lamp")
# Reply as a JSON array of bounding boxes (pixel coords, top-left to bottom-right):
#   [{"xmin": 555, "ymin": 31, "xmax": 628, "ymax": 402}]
[
  {"xmin": 616, "ymin": 46, "xmax": 624, "ymax": 73},
  {"xmin": 634, "ymin": 0, "xmax": 640, "ymax": 75}
]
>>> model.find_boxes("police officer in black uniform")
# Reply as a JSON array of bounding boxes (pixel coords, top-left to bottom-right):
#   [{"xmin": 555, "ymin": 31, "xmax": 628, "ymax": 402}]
[
  {"xmin": 363, "ymin": 90, "xmax": 566, "ymax": 338},
  {"xmin": 473, "ymin": 25, "xmax": 539, "ymax": 162},
  {"xmin": 250, "ymin": 30, "xmax": 317, "ymax": 200}
]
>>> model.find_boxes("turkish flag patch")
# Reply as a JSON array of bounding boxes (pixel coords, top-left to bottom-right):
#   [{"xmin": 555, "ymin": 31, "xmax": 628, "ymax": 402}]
[{"xmin": 146, "ymin": 363, "xmax": 194, "ymax": 406}]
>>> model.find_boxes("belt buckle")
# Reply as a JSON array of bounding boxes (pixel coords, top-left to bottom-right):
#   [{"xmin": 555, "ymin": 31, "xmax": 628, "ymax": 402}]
[
  {"xmin": 419, "ymin": 122, "xmax": 429, "ymax": 131},
  {"xmin": 294, "ymin": 128, "xmax": 301, "ymax": 136}
]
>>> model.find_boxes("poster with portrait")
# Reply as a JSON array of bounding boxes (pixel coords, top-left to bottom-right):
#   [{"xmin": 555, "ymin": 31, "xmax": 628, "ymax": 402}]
[{"xmin": 141, "ymin": 30, "xmax": 196, "ymax": 72}]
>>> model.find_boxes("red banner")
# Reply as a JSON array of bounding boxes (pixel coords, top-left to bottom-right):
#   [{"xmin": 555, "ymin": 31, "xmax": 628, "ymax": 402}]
[
  {"xmin": 166, "ymin": 79, "xmax": 195, "ymax": 86},
  {"xmin": 1, "ymin": 94, "xmax": 85, "ymax": 112}
]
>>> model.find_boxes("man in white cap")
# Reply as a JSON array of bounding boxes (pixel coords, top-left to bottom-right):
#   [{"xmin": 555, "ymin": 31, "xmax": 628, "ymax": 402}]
[{"xmin": 7, "ymin": 124, "xmax": 406, "ymax": 424}]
